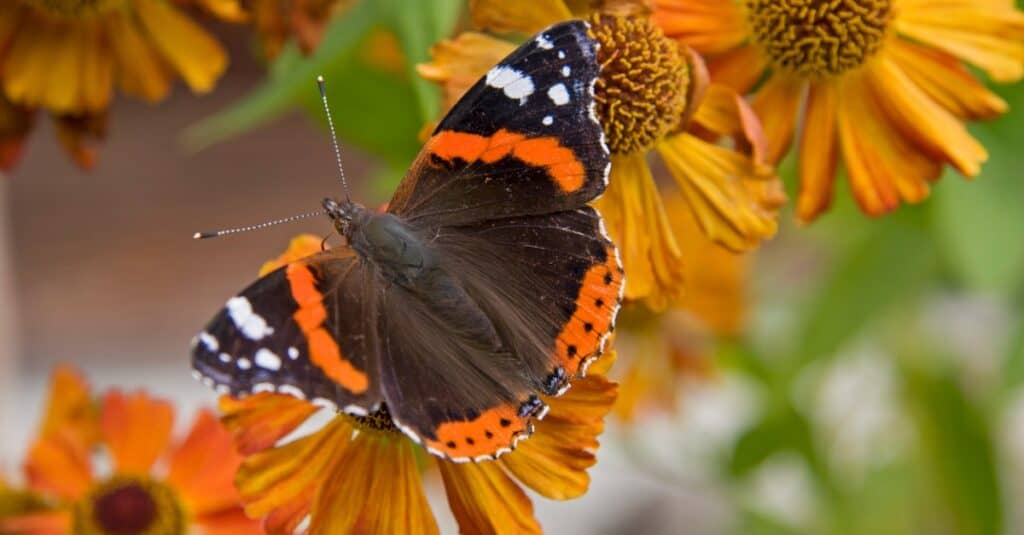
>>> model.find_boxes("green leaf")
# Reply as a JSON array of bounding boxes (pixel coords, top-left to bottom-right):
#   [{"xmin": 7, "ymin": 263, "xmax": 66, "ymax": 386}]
[
  {"xmin": 999, "ymin": 314, "xmax": 1024, "ymax": 400},
  {"xmin": 901, "ymin": 359, "xmax": 1003, "ymax": 535},
  {"xmin": 183, "ymin": 1, "xmax": 379, "ymax": 151},
  {"xmin": 931, "ymin": 83, "xmax": 1024, "ymax": 294},
  {"xmin": 793, "ymin": 212, "xmax": 935, "ymax": 368}
]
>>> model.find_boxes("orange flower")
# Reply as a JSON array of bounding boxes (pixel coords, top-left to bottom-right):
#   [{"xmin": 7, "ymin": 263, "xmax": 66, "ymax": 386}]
[
  {"xmin": 218, "ymin": 235, "xmax": 617, "ymax": 534},
  {"xmin": 0, "ymin": 0, "xmax": 243, "ymax": 170},
  {"xmin": 653, "ymin": 0, "xmax": 1024, "ymax": 222},
  {"xmin": 420, "ymin": 0, "xmax": 784, "ymax": 309},
  {"xmin": 0, "ymin": 366, "xmax": 262, "ymax": 535},
  {"xmin": 249, "ymin": 0, "xmax": 353, "ymax": 59},
  {"xmin": 614, "ymin": 191, "xmax": 746, "ymax": 422}
]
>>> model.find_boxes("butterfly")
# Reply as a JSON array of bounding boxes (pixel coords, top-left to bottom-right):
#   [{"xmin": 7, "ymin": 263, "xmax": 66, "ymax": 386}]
[{"xmin": 191, "ymin": 20, "xmax": 622, "ymax": 462}]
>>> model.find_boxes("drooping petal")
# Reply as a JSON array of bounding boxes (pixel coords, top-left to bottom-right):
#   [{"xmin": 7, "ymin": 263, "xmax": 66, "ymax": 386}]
[
  {"xmin": 37, "ymin": 364, "xmax": 97, "ymax": 449},
  {"xmin": 104, "ymin": 12, "xmax": 173, "ymax": 102},
  {"xmin": 592, "ymin": 152, "xmax": 685, "ymax": 307},
  {"xmin": 691, "ymin": 83, "xmax": 769, "ymax": 166},
  {"xmin": 657, "ymin": 133, "xmax": 780, "ymax": 252},
  {"xmin": 310, "ymin": 431, "xmax": 438, "ymax": 535},
  {"xmin": 468, "ymin": 0, "xmax": 572, "ymax": 34},
  {"xmin": 0, "ymin": 92, "xmax": 33, "ymax": 171},
  {"xmin": 100, "ymin": 390, "xmax": 174, "ymax": 475},
  {"xmin": 23, "ymin": 432, "xmax": 92, "ymax": 501},
  {"xmin": 887, "ymin": 38, "xmax": 1007, "ymax": 120},
  {"xmin": 219, "ymin": 393, "xmax": 320, "ymax": 455},
  {"xmin": 796, "ymin": 81, "xmax": 840, "ymax": 222},
  {"xmin": 439, "ymin": 461, "xmax": 540, "ymax": 535},
  {"xmin": 749, "ymin": 74, "xmax": 804, "ymax": 164},
  {"xmin": 866, "ymin": 56, "xmax": 988, "ymax": 177},
  {"xmin": 53, "ymin": 112, "xmax": 107, "ymax": 170},
  {"xmin": 166, "ymin": 410, "xmax": 245, "ymax": 517},
  {"xmin": 132, "ymin": 0, "xmax": 229, "ymax": 93},
  {"xmin": 236, "ymin": 417, "xmax": 353, "ymax": 532},
  {"xmin": 418, "ymin": 32, "xmax": 516, "ymax": 113},
  {"xmin": 652, "ymin": 0, "xmax": 749, "ymax": 55}
]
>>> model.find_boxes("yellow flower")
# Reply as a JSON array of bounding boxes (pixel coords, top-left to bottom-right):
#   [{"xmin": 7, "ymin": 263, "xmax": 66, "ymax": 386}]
[
  {"xmin": 219, "ymin": 235, "xmax": 618, "ymax": 534},
  {"xmin": 420, "ymin": 0, "xmax": 784, "ymax": 310},
  {"xmin": 0, "ymin": 366, "xmax": 262, "ymax": 535},
  {"xmin": 653, "ymin": 0, "xmax": 1024, "ymax": 222},
  {"xmin": 249, "ymin": 0, "xmax": 353, "ymax": 59},
  {"xmin": 0, "ymin": 0, "xmax": 242, "ymax": 170},
  {"xmin": 614, "ymin": 191, "xmax": 746, "ymax": 422}
]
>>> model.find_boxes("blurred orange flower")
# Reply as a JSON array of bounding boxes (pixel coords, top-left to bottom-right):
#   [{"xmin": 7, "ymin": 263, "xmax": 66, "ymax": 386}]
[
  {"xmin": 248, "ymin": 0, "xmax": 353, "ymax": 59},
  {"xmin": 420, "ymin": 0, "xmax": 784, "ymax": 310},
  {"xmin": 0, "ymin": 365, "xmax": 262, "ymax": 535},
  {"xmin": 653, "ymin": 0, "xmax": 1024, "ymax": 221},
  {"xmin": 218, "ymin": 236, "xmax": 617, "ymax": 534},
  {"xmin": 0, "ymin": 0, "xmax": 243, "ymax": 170}
]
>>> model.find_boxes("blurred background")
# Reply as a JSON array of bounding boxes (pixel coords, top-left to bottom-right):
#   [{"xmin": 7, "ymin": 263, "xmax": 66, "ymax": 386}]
[{"xmin": 1, "ymin": 3, "xmax": 1023, "ymax": 534}]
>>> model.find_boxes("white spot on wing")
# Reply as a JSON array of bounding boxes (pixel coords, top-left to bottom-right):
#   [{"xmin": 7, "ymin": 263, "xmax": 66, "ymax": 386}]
[
  {"xmin": 198, "ymin": 332, "xmax": 218, "ymax": 352},
  {"xmin": 485, "ymin": 66, "xmax": 534, "ymax": 103},
  {"xmin": 288, "ymin": 347, "xmax": 299, "ymax": 359},
  {"xmin": 237, "ymin": 357, "xmax": 252, "ymax": 370},
  {"xmin": 542, "ymin": 116, "xmax": 554, "ymax": 126},
  {"xmin": 226, "ymin": 297, "xmax": 274, "ymax": 340},
  {"xmin": 278, "ymin": 385, "xmax": 306, "ymax": 399},
  {"xmin": 558, "ymin": 50, "xmax": 566, "ymax": 59},
  {"xmin": 547, "ymin": 83, "xmax": 570, "ymax": 105},
  {"xmin": 255, "ymin": 348, "xmax": 282, "ymax": 371},
  {"xmin": 562, "ymin": 65, "xmax": 571, "ymax": 77},
  {"xmin": 218, "ymin": 353, "xmax": 231, "ymax": 363},
  {"xmin": 536, "ymin": 34, "xmax": 554, "ymax": 49},
  {"xmin": 253, "ymin": 383, "xmax": 275, "ymax": 393}
]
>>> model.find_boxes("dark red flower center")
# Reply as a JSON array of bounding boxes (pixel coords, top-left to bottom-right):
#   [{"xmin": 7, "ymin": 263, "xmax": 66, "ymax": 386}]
[
  {"xmin": 73, "ymin": 476, "xmax": 185, "ymax": 535},
  {"xmin": 92, "ymin": 483, "xmax": 156, "ymax": 534}
]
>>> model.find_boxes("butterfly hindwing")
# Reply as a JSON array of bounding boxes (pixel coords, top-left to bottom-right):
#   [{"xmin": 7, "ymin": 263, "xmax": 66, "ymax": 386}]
[
  {"xmin": 389, "ymin": 20, "xmax": 609, "ymax": 226},
  {"xmin": 191, "ymin": 250, "xmax": 383, "ymax": 414}
]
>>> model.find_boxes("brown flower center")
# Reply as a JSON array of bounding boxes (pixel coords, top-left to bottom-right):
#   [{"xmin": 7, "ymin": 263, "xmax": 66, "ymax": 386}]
[
  {"xmin": 73, "ymin": 477, "xmax": 185, "ymax": 535},
  {"xmin": 18, "ymin": 0, "xmax": 123, "ymax": 16},
  {"xmin": 590, "ymin": 14, "xmax": 689, "ymax": 154},
  {"xmin": 744, "ymin": 0, "xmax": 892, "ymax": 77}
]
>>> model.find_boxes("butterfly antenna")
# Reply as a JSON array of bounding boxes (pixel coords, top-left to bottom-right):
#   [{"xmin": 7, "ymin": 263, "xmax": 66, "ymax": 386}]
[
  {"xmin": 317, "ymin": 75, "xmax": 351, "ymax": 202},
  {"xmin": 193, "ymin": 209, "xmax": 325, "ymax": 240}
]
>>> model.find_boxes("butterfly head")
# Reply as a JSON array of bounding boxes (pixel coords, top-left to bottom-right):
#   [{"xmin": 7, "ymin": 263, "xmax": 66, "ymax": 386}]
[{"xmin": 322, "ymin": 197, "xmax": 368, "ymax": 238}]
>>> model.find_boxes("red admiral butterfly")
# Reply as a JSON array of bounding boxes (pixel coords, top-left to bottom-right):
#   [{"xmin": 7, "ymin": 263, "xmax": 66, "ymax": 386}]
[{"xmin": 191, "ymin": 20, "xmax": 622, "ymax": 462}]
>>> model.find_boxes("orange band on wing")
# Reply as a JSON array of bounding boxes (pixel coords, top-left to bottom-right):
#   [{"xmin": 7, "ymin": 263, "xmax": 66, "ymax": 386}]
[
  {"xmin": 423, "ymin": 404, "xmax": 529, "ymax": 460},
  {"xmin": 555, "ymin": 247, "xmax": 623, "ymax": 375},
  {"xmin": 428, "ymin": 128, "xmax": 586, "ymax": 193},
  {"xmin": 286, "ymin": 263, "xmax": 369, "ymax": 394}
]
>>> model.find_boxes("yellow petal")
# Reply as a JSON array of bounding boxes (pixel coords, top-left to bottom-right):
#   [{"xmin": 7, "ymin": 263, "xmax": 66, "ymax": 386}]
[
  {"xmin": 439, "ymin": 461, "xmax": 541, "ymax": 535},
  {"xmin": 657, "ymin": 133, "xmax": 780, "ymax": 252},
  {"xmin": 311, "ymin": 431, "xmax": 438, "ymax": 535},
  {"xmin": 79, "ymin": 20, "xmax": 114, "ymax": 111},
  {"xmin": 100, "ymin": 390, "xmax": 174, "ymax": 475},
  {"xmin": 796, "ymin": 81, "xmax": 840, "ymax": 222},
  {"xmin": 191, "ymin": 0, "xmax": 249, "ymax": 22},
  {"xmin": 4, "ymin": 19, "xmax": 81, "ymax": 113},
  {"xmin": 105, "ymin": 13, "xmax": 173, "ymax": 102},
  {"xmin": 418, "ymin": 32, "xmax": 516, "ymax": 114},
  {"xmin": 468, "ymin": 0, "xmax": 572, "ymax": 34},
  {"xmin": 691, "ymin": 83, "xmax": 769, "ymax": 166},
  {"xmin": 132, "ymin": 0, "xmax": 228, "ymax": 93},
  {"xmin": 219, "ymin": 392, "xmax": 320, "ymax": 455},
  {"xmin": 749, "ymin": 74, "xmax": 804, "ymax": 164}
]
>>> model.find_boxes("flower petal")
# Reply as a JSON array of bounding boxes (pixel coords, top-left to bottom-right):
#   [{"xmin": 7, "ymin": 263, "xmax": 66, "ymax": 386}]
[
  {"xmin": 468, "ymin": 0, "xmax": 572, "ymax": 34},
  {"xmin": 750, "ymin": 74, "xmax": 804, "ymax": 164},
  {"xmin": 100, "ymin": 390, "xmax": 174, "ymax": 475},
  {"xmin": 166, "ymin": 409, "xmax": 245, "ymax": 516},
  {"xmin": 691, "ymin": 83, "xmax": 769, "ymax": 166},
  {"xmin": 23, "ymin": 432, "xmax": 92, "ymax": 500},
  {"xmin": 105, "ymin": 13, "xmax": 174, "ymax": 102},
  {"xmin": 3, "ymin": 19, "xmax": 82, "ymax": 113},
  {"xmin": 439, "ymin": 461, "xmax": 540, "ymax": 535},
  {"xmin": 866, "ymin": 56, "xmax": 987, "ymax": 177},
  {"xmin": 53, "ymin": 112, "xmax": 107, "ymax": 170},
  {"xmin": 652, "ymin": 0, "xmax": 748, "ymax": 55},
  {"xmin": 37, "ymin": 364, "xmax": 97, "ymax": 448},
  {"xmin": 887, "ymin": 38, "xmax": 1007, "ymax": 120},
  {"xmin": 219, "ymin": 393, "xmax": 320, "ymax": 455},
  {"xmin": 192, "ymin": 508, "xmax": 263, "ymax": 535},
  {"xmin": 0, "ymin": 511, "xmax": 71, "ymax": 535},
  {"xmin": 311, "ymin": 431, "xmax": 438, "ymax": 535},
  {"xmin": 418, "ymin": 32, "xmax": 517, "ymax": 114},
  {"xmin": 705, "ymin": 44, "xmax": 768, "ymax": 95},
  {"xmin": 796, "ymin": 81, "xmax": 840, "ymax": 222},
  {"xmin": 132, "ymin": 0, "xmax": 229, "ymax": 93},
  {"xmin": 592, "ymin": 152, "xmax": 685, "ymax": 308},
  {"xmin": 658, "ymin": 133, "xmax": 781, "ymax": 252},
  {"xmin": 0, "ymin": 93, "xmax": 33, "ymax": 171}
]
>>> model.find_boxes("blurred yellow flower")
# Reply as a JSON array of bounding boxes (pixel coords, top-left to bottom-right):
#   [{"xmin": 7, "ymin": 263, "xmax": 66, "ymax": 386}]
[
  {"xmin": 218, "ymin": 235, "xmax": 618, "ymax": 534},
  {"xmin": 0, "ymin": 366, "xmax": 262, "ymax": 535},
  {"xmin": 0, "ymin": 0, "xmax": 243, "ymax": 170},
  {"xmin": 420, "ymin": 0, "xmax": 784, "ymax": 310},
  {"xmin": 653, "ymin": 0, "xmax": 1024, "ymax": 222},
  {"xmin": 249, "ymin": 0, "xmax": 352, "ymax": 59}
]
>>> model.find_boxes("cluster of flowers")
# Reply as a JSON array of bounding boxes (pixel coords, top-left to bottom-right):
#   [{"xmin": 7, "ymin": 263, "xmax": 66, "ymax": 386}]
[{"xmin": 1, "ymin": 0, "xmax": 1022, "ymax": 533}]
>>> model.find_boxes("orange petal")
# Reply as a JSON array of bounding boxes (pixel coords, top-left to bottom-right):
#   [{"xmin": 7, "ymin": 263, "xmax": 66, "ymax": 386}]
[
  {"xmin": 310, "ymin": 431, "xmax": 438, "ymax": 535},
  {"xmin": 219, "ymin": 393, "xmax": 319, "ymax": 455},
  {"xmin": 23, "ymin": 432, "xmax": 92, "ymax": 500},
  {"xmin": 53, "ymin": 112, "xmax": 107, "ymax": 170},
  {"xmin": 133, "ymin": 0, "xmax": 229, "ymax": 93},
  {"xmin": 0, "ymin": 511, "xmax": 71, "ymax": 535},
  {"xmin": 418, "ymin": 32, "xmax": 517, "ymax": 115},
  {"xmin": 37, "ymin": 364, "xmax": 97, "ymax": 449},
  {"xmin": 259, "ymin": 234, "xmax": 324, "ymax": 276},
  {"xmin": 3, "ymin": 19, "xmax": 84, "ymax": 113},
  {"xmin": 100, "ymin": 390, "xmax": 174, "ymax": 475},
  {"xmin": 167, "ymin": 409, "xmax": 245, "ymax": 516},
  {"xmin": 887, "ymin": 38, "xmax": 1007, "ymax": 120},
  {"xmin": 657, "ymin": 133, "xmax": 781, "ymax": 252},
  {"xmin": 652, "ymin": 0, "xmax": 748, "ymax": 55},
  {"xmin": 750, "ymin": 74, "xmax": 804, "ymax": 164},
  {"xmin": 190, "ymin": 0, "xmax": 250, "ymax": 22},
  {"xmin": 105, "ymin": 13, "xmax": 173, "ymax": 102},
  {"xmin": 193, "ymin": 507, "xmax": 263, "ymax": 535},
  {"xmin": 705, "ymin": 44, "xmax": 768, "ymax": 95},
  {"xmin": 592, "ymin": 152, "xmax": 685, "ymax": 307},
  {"xmin": 866, "ymin": 56, "xmax": 987, "ymax": 177},
  {"xmin": 439, "ymin": 461, "xmax": 540, "ymax": 535},
  {"xmin": 796, "ymin": 81, "xmax": 840, "ymax": 222},
  {"xmin": 468, "ymin": 0, "xmax": 572, "ymax": 34},
  {"xmin": 236, "ymin": 417, "xmax": 352, "ymax": 528},
  {"xmin": 691, "ymin": 83, "xmax": 769, "ymax": 166},
  {"xmin": 78, "ymin": 19, "xmax": 114, "ymax": 111},
  {"xmin": 0, "ymin": 92, "xmax": 33, "ymax": 171}
]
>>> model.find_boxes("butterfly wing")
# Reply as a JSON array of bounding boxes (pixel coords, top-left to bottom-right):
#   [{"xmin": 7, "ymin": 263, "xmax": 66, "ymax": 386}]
[
  {"xmin": 389, "ymin": 20, "xmax": 609, "ymax": 226},
  {"xmin": 191, "ymin": 248, "xmax": 383, "ymax": 414}
]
